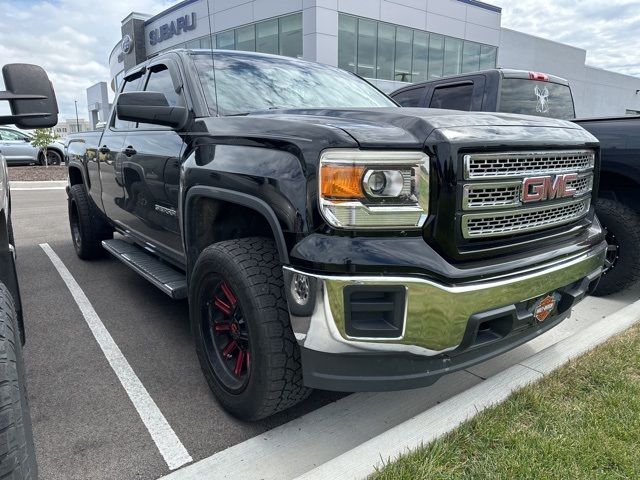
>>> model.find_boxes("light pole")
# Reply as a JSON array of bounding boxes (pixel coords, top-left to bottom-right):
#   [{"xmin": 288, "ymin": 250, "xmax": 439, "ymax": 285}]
[{"xmin": 74, "ymin": 100, "xmax": 80, "ymax": 132}]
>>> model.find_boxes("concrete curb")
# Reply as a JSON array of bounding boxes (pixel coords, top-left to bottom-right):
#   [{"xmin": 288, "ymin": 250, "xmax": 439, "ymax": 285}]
[
  {"xmin": 10, "ymin": 180, "xmax": 67, "ymax": 190},
  {"xmin": 296, "ymin": 298, "xmax": 640, "ymax": 480}
]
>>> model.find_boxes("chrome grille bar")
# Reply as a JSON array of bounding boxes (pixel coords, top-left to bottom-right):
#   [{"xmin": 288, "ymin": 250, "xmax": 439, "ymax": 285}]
[
  {"xmin": 461, "ymin": 198, "xmax": 591, "ymax": 239},
  {"xmin": 464, "ymin": 150, "xmax": 595, "ymax": 180}
]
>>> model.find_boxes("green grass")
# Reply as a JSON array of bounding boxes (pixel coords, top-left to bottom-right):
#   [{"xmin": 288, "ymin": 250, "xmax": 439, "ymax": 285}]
[{"xmin": 372, "ymin": 324, "xmax": 640, "ymax": 480}]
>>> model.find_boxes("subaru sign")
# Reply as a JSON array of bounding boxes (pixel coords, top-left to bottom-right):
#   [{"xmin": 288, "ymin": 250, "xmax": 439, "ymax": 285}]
[
  {"xmin": 149, "ymin": 12, "xmax": 197, "ymax": 46},
  {"xmin": 122, "ymin": 34, "xmax": 133, "ymax": 54}
]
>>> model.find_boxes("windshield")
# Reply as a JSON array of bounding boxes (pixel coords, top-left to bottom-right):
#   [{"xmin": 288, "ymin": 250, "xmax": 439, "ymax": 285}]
[
  {"xmin": 192, "ymin": 52, "xmax": 396, "ymax": 116},
  {"xmin": 498, "ymin": 79, "xmax": 576, "ymax": 120}
]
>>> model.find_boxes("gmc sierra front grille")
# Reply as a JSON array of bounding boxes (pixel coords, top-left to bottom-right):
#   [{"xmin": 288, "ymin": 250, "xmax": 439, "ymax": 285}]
[
  {"xmin": 459, "ymin": 149, "xmax": 596, "ymax": 240},
  {"xmin": 464, "ymin": 150, "xmax": 595, "ymax": 179}
]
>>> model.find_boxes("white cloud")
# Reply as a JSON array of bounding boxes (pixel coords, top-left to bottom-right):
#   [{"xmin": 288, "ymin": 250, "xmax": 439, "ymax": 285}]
[
  {"xmin": 493, "ymin": 0, "xmax": 640, "ymax": 77},
  {"xmin": 0, "ymin": 0, "xmax": 173, "ymax": 121}
]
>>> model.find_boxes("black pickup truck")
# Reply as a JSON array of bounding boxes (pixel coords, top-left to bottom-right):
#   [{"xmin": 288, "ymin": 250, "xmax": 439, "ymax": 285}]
[
  {"xmin": 67, "ymin": 50, "xmax": 605, "ymax": 420},
  {"xmin": 391, "ymin": 69, "xmax": 639, "ymax": 295}
]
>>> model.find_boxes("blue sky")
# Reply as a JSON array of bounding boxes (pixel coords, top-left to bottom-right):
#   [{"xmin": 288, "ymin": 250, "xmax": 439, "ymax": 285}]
[{"xmin": 1, "ymin": 0, "xmax": 639, "ymax": 120}]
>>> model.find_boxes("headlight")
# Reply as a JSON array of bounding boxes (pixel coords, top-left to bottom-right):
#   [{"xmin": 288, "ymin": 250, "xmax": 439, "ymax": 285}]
[{"xmin": 319, "ymin": 149, "xmax": 429, "ymax": 229}]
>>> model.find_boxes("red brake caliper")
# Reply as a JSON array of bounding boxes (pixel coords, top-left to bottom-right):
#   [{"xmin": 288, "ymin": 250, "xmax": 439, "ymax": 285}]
[{"xmin": 213, "ymin": 282, "xmax": 249, "ymax": 377}]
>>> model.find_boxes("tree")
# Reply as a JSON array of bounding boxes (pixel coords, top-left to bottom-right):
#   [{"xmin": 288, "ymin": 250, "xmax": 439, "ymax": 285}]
[{"xmin": 30, "ymin": 128, "xmax": 60, "ymax": 166}]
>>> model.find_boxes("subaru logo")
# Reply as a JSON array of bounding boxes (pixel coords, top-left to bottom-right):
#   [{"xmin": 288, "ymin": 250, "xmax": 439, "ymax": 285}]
[
  {"xmin": 522, "ymin": 174, "xmax": 578, "ymax": 203},
  {"xmin": 122, "ymin": 34, "xmax": 133, "ymax": 54}
]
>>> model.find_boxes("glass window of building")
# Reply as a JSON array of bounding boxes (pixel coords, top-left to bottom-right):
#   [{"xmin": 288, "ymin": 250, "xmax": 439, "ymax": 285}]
[
  {"xmin": 184, "ymin": 38, "xmax": 201, "ymax": 49},
  {"xmin": 236, "ymin": 25, "xmax": 255, "ymax": 52},
  {"xmin": 200, "ymin": 36, "xmax": 212, "ymax": 49},
  {"xmin": 443, "ymin": 36, "xmax": 462, "ymax": 76},
  {"xmin": 411, "ymin": 31, "xmax": 428, "ymax": 82},
  {"xmin": 338, "ymin": 15, "xmax": 357, "ymax": 72},
  {"xmin": 216, "ymin": 30, "xmax": 235, "ymax": 50},
  {"xmin": 256, "ymin": 19, "xmax": 278, "ymax": 54},
  {"xmin": 462, "ymin": 41, "xmax": 481, "ymax": 73},
  {"xmin": 279, "ymin": 13, "xmax": 302, "ymax": 58},
  {"xmin": 335, "ymin": 13, "xmax": 497, "ymax": 83},
  {"xmin": 395, "ymin": 26, "xmax": 413, "ymax": 82},
  {"xmin": 479, "ymin": 45, "xmax": 497, "ymax": 70},
  {"xmin": 357, "ymin": 18, "xmax": 377, "ymax": 78},
  {"xmin": 427, "ymin": 33, "xmax": 444, "ymax": 79},
  {"xmin": 376, "ymin": 23, "xmax": 395, "ymax": 80}
]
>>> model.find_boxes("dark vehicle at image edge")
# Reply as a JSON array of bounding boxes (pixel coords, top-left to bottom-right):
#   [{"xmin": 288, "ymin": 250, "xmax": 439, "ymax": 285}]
[
  {"xmin": 66, "ymin": 50, "xmax": 606, "ymax": 421},
  {"xmin": 391, "ymin": 68, "xmax": 639, "ymax": 295},
  {"xmin": 0, "ymin": 64, "xmax": 59, "ymax": 479}
]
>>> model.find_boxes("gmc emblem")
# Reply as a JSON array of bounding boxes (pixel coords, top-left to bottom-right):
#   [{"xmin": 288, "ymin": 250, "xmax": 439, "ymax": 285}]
[{"xmin": 522, "ymin": 174, "xmax": 578, "ymax": 203}]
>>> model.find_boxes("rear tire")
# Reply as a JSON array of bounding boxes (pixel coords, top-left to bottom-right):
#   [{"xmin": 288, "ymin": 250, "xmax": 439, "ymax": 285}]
[
  {"xmin": 190, "ymin": 237, "xmax": 310, "ymax": 421},
  {"xmin": 68, "ymin": 184, "xmax": 112, "ymax": 260},
  {"xmin": 592, "ymin": 198, "xmax": 640, "ymax": 296},
  {"xmin": 0, "ymin": 283, "xmax": 37, "ymax": 479}
]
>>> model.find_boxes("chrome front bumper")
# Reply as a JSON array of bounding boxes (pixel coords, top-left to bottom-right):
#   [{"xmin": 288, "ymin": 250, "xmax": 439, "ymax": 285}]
[{"xmin": 284, "ymin": 243, "xmax": 605, "ymax": 358}]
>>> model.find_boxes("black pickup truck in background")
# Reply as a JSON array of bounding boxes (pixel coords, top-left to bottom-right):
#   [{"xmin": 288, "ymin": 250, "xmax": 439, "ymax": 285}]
[
  {"xmin": 67, "ymin": 50, "xmax": 605, "ymax": 420},
  {"xmin": 391, "ymin": 69, "xmax": 639, "ymax": 295},
  {"xmin": 575, "ymin": 117, "xmax": 640, "ymax": 294}
]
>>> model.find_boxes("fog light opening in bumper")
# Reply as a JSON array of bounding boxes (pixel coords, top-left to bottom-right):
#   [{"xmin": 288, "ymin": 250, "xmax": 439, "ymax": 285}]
[{"xmin": 291, "ymin": 273, "xmax": 311, "ymax": 307}]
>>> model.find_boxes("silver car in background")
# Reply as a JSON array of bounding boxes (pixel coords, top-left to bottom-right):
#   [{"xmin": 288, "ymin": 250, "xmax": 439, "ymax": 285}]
[{"xmin": 0, "ymin": 126, "xmax": 64, "ymax": 165}]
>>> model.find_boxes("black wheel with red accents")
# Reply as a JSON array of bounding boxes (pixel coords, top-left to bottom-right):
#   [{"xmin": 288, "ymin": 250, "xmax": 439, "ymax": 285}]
[
  {"xmin": 203, "ymin": 279, "xmax": 250, "ymax": 391},
  {"xmin": 190, "ymin": 237, "xmax": 310, "ymax": 420}
]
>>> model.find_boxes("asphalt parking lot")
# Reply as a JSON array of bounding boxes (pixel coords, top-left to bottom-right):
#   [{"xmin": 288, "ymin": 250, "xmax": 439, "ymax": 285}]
[{"xmin": 11, "ymin": 187, "xmax": 640, "ymax": 480}]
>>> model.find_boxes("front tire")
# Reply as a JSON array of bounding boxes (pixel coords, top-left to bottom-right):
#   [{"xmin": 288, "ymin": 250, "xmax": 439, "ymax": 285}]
[
  {"xmin": 68, "ymin": 184, "xmax": 112, "ymax": 260},
  {"xmin": 592, "ymin": 198, "xmax": 640, "ymax": 296},
  {"xmin": 0, "ymin": 283, "xmax": 37, "ymax": 479},
  {"xmin": 190, "ymin": 237, "xmax": 310, "ymax": 421}
]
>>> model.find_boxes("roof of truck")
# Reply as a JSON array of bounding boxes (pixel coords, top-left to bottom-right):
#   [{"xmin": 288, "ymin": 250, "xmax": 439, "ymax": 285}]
[{"xmin": 391, "ymin": 68, "xmax": 570, "ymax": 94}]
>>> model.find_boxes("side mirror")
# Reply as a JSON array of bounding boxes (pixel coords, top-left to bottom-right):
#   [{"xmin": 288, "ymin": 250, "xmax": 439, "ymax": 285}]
[
  {"xmin": 0, "ymin": 64, "xmax": 59, "ymax": 128},
  {"xmin": 116, "ymin": 91, "xmax": 187, "ymax": 129}
]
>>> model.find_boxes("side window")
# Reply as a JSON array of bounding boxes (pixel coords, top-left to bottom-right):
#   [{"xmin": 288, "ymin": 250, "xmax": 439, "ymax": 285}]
[
  {"xmin": 137, "ymin": 65, "xmax": 184, "ymax": 130},
  {"xmin": 392, "ymin": 87, "xmax": 425, "ymax": 107},
  {"xmin": 144, "ymin": 66, "xmax": 183, "ymax": 107},
  {"xmin": 429, "ymin": 83, "xmax": 474, "ymax": 111},
  {"xmin": 0, "ymin": 129, "xmax": 27, "ymax": 141},
  {"xmin": 113, "ymin": 74, "xmax": 144, "ymax": 130}
]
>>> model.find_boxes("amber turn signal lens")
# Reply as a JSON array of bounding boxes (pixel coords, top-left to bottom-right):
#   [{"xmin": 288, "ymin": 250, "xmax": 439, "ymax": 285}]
[{"xmin": 320, "ymin": 165, "xmax": 365, "ymax": 199}]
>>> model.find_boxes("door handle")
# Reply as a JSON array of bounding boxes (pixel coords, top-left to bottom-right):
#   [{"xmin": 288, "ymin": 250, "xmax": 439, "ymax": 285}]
[
  {"xmin": 98, "ymin": 145, "xmax": 110, "ymax": 154},
  {"xmin": 122, "ymin": 146, "xmax": 137, "ymax": 157}
]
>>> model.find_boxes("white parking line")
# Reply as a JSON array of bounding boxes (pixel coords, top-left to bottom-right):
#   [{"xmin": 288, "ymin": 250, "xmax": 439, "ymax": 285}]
[
  {"xmin": 11, "ymin": 180, "xmax": 67, "ymax": 190},
  {"xmin": 39, "ymin": 243, "xmax": 193, "ymax": 471}
]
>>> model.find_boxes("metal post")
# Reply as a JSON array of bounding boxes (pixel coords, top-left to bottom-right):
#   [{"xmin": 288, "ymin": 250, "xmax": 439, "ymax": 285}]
[{"xmin": 74, "ymin": 100, "xmax": 80, "ymax": 132}]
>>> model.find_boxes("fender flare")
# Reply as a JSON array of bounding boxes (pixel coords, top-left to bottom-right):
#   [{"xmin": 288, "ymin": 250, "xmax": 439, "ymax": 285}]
[
  {"xmin": 67, "ymin": 159, "xmax": 90, "ymax": 189},
  {"xmin": 183, "ymin": 186, "xmax": 290, "ymax": 265}
]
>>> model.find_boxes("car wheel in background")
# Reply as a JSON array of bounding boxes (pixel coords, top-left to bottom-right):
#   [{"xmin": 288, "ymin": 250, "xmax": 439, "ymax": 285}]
[
  {"xmin": 68, "ymin": 184, "xmax": 113, "ymax": 260},
  {"xmin": 38, "ymin": 150, "xmax": 62, "ymax": 166},
  {"xmin": 190, "ymin": 237, "xmax": 310, "ymax": 421},
  {"xmin": 0, "ymin": 283, "xmax": 37, "ymax": 480},
  {"xmin": 592, "ymin": 198, "xmax": 640, "ymax": 296}
]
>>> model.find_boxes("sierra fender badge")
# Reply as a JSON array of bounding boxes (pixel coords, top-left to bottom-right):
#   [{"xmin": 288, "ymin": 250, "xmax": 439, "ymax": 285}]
[{"xmin": 533, "ymin": 295, "xmax": 556, "ymax": 323}]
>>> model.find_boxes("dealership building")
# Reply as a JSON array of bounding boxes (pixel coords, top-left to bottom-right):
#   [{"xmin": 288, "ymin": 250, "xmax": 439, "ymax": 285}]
[{"xmin": 101, "ymin": 0, "xmax": 640, "ymax": 122}]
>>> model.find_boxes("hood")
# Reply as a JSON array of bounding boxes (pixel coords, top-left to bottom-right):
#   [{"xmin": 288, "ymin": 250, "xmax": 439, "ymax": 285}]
[{"xmin": 249, "ymin": 107, "xmax": 592, "ymax": 148}]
